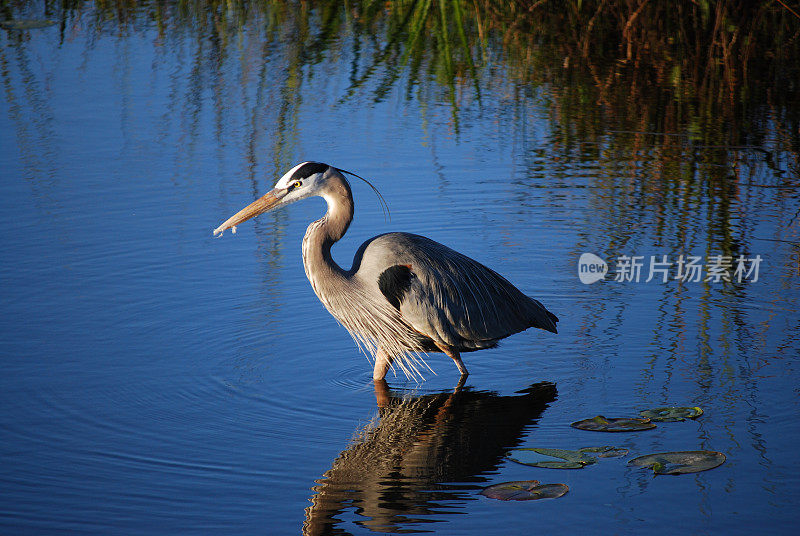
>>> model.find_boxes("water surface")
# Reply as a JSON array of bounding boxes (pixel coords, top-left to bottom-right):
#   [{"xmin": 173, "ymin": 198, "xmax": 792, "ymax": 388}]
[{"xmin": 1, "ymin": 2, "xmax": 799, "ymax": 534}]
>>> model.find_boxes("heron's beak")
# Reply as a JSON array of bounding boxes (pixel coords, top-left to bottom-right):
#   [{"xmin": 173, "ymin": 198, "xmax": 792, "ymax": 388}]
[{"xmin": 213, "ymin": 188, "xmax": 286, "ymax": 236}]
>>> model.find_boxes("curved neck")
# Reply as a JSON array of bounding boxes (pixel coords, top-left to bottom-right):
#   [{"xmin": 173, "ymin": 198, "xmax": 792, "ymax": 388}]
[{"xmin": 302, "ymin": 176, "xmax": 354, "ymax": 287}]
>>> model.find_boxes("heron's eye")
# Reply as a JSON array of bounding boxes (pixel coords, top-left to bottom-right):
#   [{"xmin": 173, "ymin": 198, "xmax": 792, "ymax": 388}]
[{"xmin": 293, "ymin": 181, "xmax": 302, "ymax": 189}]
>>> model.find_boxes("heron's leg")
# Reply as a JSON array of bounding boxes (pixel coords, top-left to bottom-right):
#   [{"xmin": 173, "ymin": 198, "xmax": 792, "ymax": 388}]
[
  {"xmin": 453, "ymin": 373, "xmax": 467, "ymax": 392},
  {"xmin": 373, "ymin": 379, "xmax": 390, "ymax": 408},
  {"xmin": 451, "ymin": 353, "xmax": 468, "ymax": 377},
  {"xmin": 373, "ymin": 348, "xmax": 394, "ymax": 381},
  {"xmin": 435, "ymin": 343, "xmax": 469, "ymax": 377}
]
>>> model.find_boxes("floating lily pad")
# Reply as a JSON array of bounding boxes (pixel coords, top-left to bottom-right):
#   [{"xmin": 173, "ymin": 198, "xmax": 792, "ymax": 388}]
[
  {"xmin": 480, "ymin": 480, "xmax": 569, "ymax": 501},
  {"xmin": 628, "ymin": 451, "xmax": 726, "ymax": 475},
  {"xmin": 0, "ymin": 19, "xmax": 56, "ymax": 30},
  {"xmin": 571, "ymin": 415, "xmax": 656, "ymax": 432},
  {"xmin": 578, "ymin": 446, "xmax": 629, "ymax": 458},
  {"xmin": 508, "ymin": 447, "xmax": 597, "ymax": 469},
  {"xmin": 639, "ymin": 406, "xmax": 704, "ymax": 422}
]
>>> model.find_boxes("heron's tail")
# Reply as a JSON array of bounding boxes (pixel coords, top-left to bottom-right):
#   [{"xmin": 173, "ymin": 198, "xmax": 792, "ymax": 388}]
[{"xmin": 529, "ymin": 299, "xmax": 559, "ymax": 334}]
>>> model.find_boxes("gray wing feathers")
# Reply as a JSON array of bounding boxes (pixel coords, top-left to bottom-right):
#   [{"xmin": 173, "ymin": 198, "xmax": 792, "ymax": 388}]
[{"xmin": 368, "ymin": 234, "xmax": 557, "ymax": 349}]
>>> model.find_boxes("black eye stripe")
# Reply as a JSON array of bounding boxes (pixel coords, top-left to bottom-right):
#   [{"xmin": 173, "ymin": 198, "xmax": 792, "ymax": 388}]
[{"xmin": 290, "ymin": 162, "xmax": 328, "ymax": 181}]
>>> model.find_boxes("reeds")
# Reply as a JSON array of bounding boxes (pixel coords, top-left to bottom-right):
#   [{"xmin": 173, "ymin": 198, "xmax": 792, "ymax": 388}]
[{"xmin": 8, "ymin": 0, "xmax": 798, "ymax": 149}]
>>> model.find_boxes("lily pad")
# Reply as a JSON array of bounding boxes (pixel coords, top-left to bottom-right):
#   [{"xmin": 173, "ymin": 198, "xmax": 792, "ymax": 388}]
[
  {"xmin": 508, "ymin": 447, "xmax": 597, "ymax": 469},
  {"xmin": 639, "ymin": 406, "xmax": 703, "ymax": 422},
  {"xmin": 0, "ymin": 19, "xmax": 57, "ymax": 30},
  {"xmin": 571, "ymin": 415, "xmax": 656, "ymax": 432},
  {"xmin": 628, "ymin": 450, "xmax": 726, "ymax": 475},
  {"xmin": 578, "ymin": 446, "xmax": 629, "ymax": 458},
  {"xmin": 480, "ymin": 480, "xmax": 569, "ymax": 501}
]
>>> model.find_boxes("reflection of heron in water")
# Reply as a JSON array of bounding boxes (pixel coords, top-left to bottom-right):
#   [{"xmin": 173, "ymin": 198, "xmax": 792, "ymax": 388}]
[
  {"xmin": 302, "ymin": 381, "xmax": 557, "ymax": 535},
  {"xmin": 214, "ymin": 162, "xmax": 558, "ymax": 380}
]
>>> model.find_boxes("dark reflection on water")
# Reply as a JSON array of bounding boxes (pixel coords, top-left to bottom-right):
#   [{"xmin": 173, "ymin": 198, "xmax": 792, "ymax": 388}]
[{"xmin": 304, "ymin": 382, "xmax": 556, "ymax": 535}]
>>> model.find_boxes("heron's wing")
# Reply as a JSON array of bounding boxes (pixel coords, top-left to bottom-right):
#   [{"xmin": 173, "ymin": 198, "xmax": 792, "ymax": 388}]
[{"xmin": 371, "ymin": 234, "xmax": 557, "ymax": 350}]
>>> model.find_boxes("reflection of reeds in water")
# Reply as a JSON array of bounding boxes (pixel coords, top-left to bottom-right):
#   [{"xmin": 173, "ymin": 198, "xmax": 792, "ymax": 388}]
[
  {"xmin": 17, "ymin": 0, "xmax": 797, "ymax": 148},
  {"xmin": 500, "ymin": 1, "xmax": 799, "ymax": 141},
  {"xmin": 303, "ymin": 381, "xmax": 556, "ymax": 534},
  {"xmin": 12, "ymin": 2, "xmax": 798, "ymax": 225},
  {"xmin": 6, "ymin": 2, "xmax": 796, "ymax": 299}
]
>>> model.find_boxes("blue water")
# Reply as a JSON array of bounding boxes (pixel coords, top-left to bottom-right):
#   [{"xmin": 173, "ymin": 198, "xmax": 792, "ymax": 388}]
[{"xmin": 1, "ymin": 6, "xmax": 799, "ymax": 535}]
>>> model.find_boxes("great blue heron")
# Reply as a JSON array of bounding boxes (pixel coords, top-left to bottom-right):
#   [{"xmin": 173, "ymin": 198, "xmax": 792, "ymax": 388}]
[{"xmin": 213, "ymin": 162, "xmax": 558, "ymax": 380}]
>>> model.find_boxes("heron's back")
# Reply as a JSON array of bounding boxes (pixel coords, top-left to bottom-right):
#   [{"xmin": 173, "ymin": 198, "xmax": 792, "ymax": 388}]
[{"xmin": 352, "ymin": 233, "xmax": 558, "ymax": 352}]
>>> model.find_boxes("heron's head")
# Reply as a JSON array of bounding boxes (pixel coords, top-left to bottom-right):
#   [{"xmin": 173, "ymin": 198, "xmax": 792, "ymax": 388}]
[{"xmin": 213, "ymin": 162, "xmax": 344, "ymax": 236}]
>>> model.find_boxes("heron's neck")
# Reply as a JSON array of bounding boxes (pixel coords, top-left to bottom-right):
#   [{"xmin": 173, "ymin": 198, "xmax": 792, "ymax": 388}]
[{"xmin": 301, "ymin": 181, "xmax": 354, "ymax": 292}]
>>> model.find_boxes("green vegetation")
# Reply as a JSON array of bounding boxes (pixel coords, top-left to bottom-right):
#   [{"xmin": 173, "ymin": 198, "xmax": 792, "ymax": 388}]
[
  {"xmin": 640, "ymin": 406, "xmax": 704, "ymax": 422},
  {"xmin": 480, "ymin": 480, "xmax": 569, "ymax": 500},
  {"xmin": 507, "ymin": 446, "xmax": 627, "ymax": 469},
  {"xmin": 629, "ymin": 450, "xmax": 727, "ymax": 475},
  {"xmin": 571, "ymin": 415, "xmax": 657, "ymax": 431},
  {"xmin": 6, "ymin": 0, "xmax": 796, "ymax": 147},
  {"xmin": 4, "ymin": 2, "xmax": 796, "ymax": 263}
]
